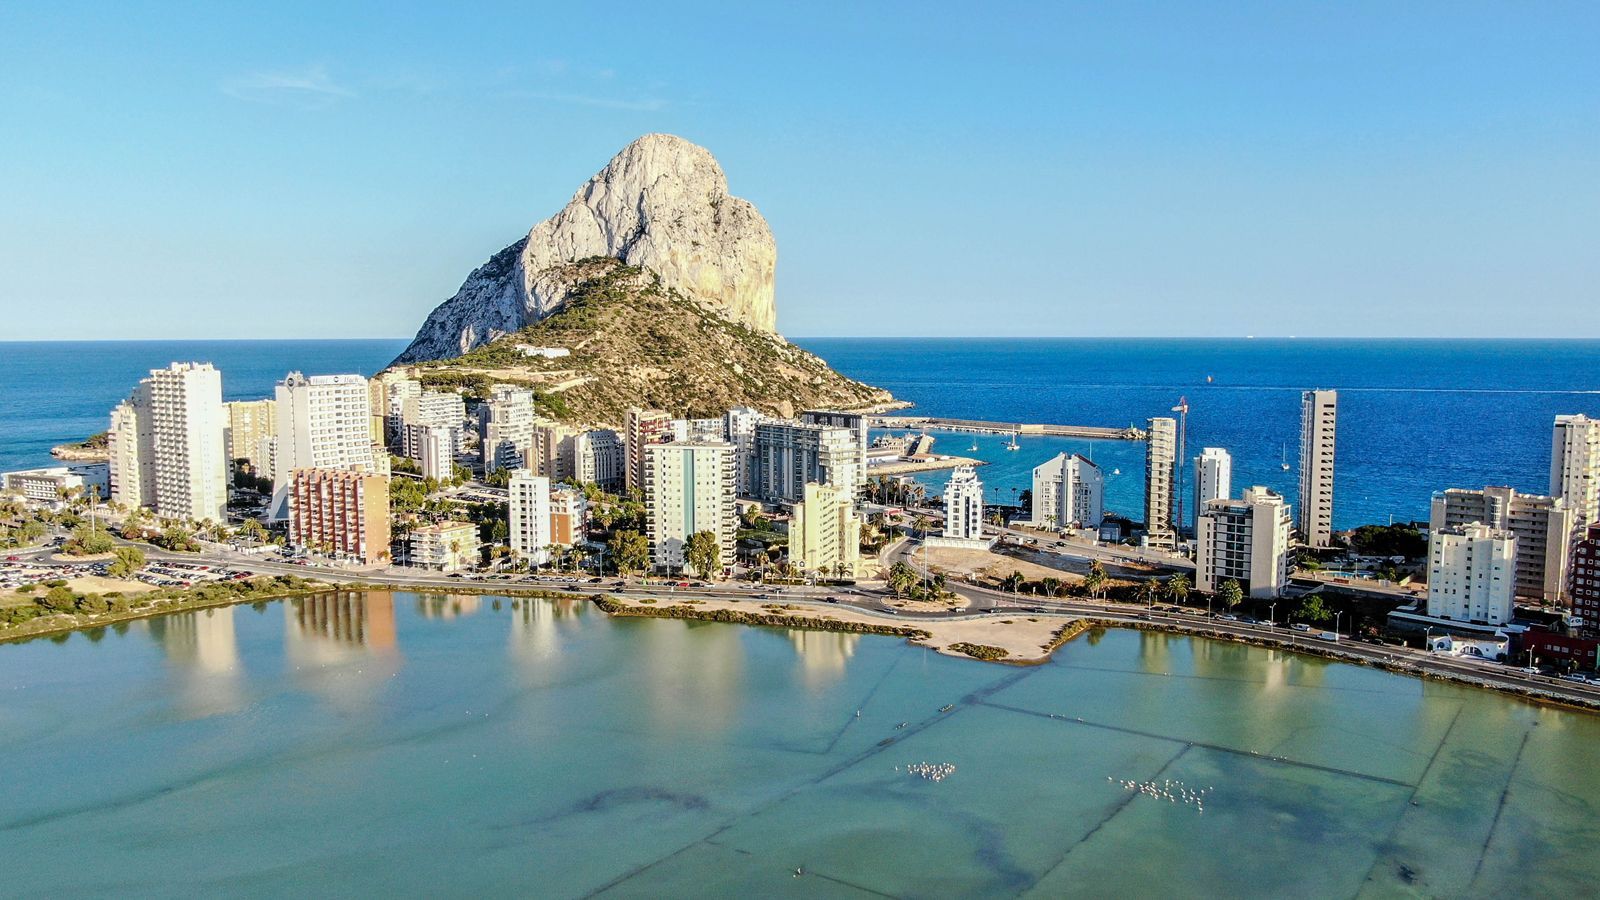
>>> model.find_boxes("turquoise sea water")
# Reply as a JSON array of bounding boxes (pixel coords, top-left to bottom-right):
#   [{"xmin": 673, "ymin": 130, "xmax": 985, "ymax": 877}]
[
  {"xmin": 3, "ymin": 338, "xmax": 1596, "ymax": 529},
  {"xmin": 3, "ymin": 593, "xmax": 1599, "ymax": 896}
]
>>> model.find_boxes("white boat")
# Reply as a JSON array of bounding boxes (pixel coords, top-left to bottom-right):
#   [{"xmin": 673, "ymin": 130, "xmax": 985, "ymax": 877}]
[
  {"xmin": 1112, "ymin": 468, "xmax": 1121, "ymax": 476},
  {"xmin": 1280, "ymin": 443, "xmax": 1290, "ymax": 471},
  {"xmin": 1005, "ymin": 429, "xmax": 1020, "ymax": 451}
]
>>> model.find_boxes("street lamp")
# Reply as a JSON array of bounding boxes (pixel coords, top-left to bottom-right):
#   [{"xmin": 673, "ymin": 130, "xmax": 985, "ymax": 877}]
[
  {"xmin": 1334, "ymin": 611, "xmax": 1343, "ymax": 642},
  {"xmin": 1424, "ymin": 626, "xmax": 1432, "ymax": 653},
  {"xmin": 1268, "ymin": 603, "xmax": 1276, "ymax": 629}
]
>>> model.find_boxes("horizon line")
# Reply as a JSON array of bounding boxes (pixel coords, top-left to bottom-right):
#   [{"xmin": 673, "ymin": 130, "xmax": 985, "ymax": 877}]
[{"xmin": 5, "ymin": 335, "xmax": 1600, "ymax": 344}]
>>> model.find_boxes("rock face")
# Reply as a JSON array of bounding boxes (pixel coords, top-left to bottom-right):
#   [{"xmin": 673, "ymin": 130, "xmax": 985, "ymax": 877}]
[{"xmin": 396, "ymin": 134, "xmax": 777, "ymax": 363}]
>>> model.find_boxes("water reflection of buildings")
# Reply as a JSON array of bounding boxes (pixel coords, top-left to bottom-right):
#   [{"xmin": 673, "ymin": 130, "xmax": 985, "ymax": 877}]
[
  {"xmin": 146, "ymin": 606, "xmax": 244, "ymax": 716},
  {"xmin": 415, "ymin": 593, "xmax": 483, "ymax": 620},
  {"xmin": 509, "ymin": 598, "xmax": 582, "ymax": 670},
  {"xmin": 284, "ymin": 592, "xmax": 402, "ymax": 711},
  {"xmin": 637, "ymin": 617, "xmax": 746, "ymax": 734},
  {"xmin": 787, "ymin": 630, "xmax": 859, "ymax": 690}
]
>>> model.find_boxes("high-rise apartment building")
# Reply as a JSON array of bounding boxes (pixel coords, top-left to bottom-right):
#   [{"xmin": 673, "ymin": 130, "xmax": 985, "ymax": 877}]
[
  {"xmin": 1144, "ymin": 417, "xmax": 1177, "ymax": 550},
  {"xmin": 644, "ymin": 441, "xmax": 736, "ymax": 573},
  {"xmin": 625, "ymin": 408, "xmax": 673, "ymax": 495},
  {"xmin": 107, "ymin": 362, "xmax": 228, "ymax": 523},
  {"xmin": 419, "ymin": 426, "xmax": 454, "ymax": 481},
  {"xmin": 224, "ymin": 399, "xmax": 276, "ymax": 475},
  {"xmin": 270, "ymin": 372, "xmax": 377, "ymax": 520},
  {"xmin": 480, "ymin": 386, "xmax": 539, "ymax": 473},
  {"xmin": 287, "ymin": 468, "xmax": 390, "ymax": 563},
  {"xmin": 1431, "ymin": 486, "xmax": 1576, "ymax": 604},
  {"xmin": 1569, "ymin": 524, "xmax": 1600, "ymax": 638},
  {"xmin": 574, "ymin": 429, "xmax": 624, "ymax": 491},
  {"xmin": 1298, "ymin": 389, "xmax": 1338, "ymax": 548},
  {"xmin": 1551, "ymin": 414, "xmax": 1600, "ymax": 529},
  {"xmin": 1426, "ymin": 522, "xmax": 1516, "ymax": 626},
  {"xmin": 507, "ymin": 470, "xmax": 552, "ymax": 566},
  {"xmin": 943, "ymin": 465, "xmax": 985, "ymax": 540},
  {"xmin": 1193, "ymin": 447, "xmax": 1232, "ymax": 532},
  {"xmin": 399, "ymin": 390, "xmax": 464, "ymax": 460},
  {"xmin": 790, "ymin": 481, "xmax": 862, "ymax": 578},
  {"xmin": 803, "ymin": 410, "xmax": 869, "ymax": 493},
  {"xmin": 724, "ymin": 406, "xmax": 764, "ymax": 495},
  {"xmin": 1031, "ymin": 452, "xmax": 1104, "ymax": 530},
  {"xmin": 534, "ymin": 421, "xmax": 579, "ymax": 481},
  {"xmin": 752, "ymin": 420, "xmax": 862, "ymax": 504},
  {"xmin": 1195, "ymin": 486, "xmax": 1292, "ymax": 599}
]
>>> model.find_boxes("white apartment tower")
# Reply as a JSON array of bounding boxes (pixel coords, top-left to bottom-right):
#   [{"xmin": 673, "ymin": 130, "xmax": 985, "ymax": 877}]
[
  {"xmin": 1144, "ymin": 417, "xmax": 1177, "ymax": 549},
  {"xmin": 1032, "ymin": 452, "xmax": 1104, "ymax": 530},
  {"xmin": 1298, "ymin": 389, "xmax": 1338, "ymax": 548},
  {"xmin": 943, "ymin": 465, "xmax": 985, "ymax": 540},
  {"xmin": 1426, "ymin": 522, "xmax": 1517, "ymax": 626},
  {"xmin": 107, "ymin": 362, "xmax": 228, "ymax": 523},
  {"xmin": 508, "ymin": 470, "xmax": 553, "ymax": 566},
  {"xmin": 270, "ymin": 372, "xmax": 376, "ymax": 520},
  {"xmin": 1193, "ymin": 447, "xmax": 1232, "ymax": 532},
  {"xmin": 1551, "ymin": 414, "xmax": 1600, "ymax": 529},
  {"xmin": 644, "ymin": 441, "xmax": 737, "ymax": 573},
  {"xmin": 1196, "ymin": 486, "xmax": 1292, "ymax": 599},
  {"xmin": 1431, "ymin": 486, "xmax": 1576, "ymax": 604}
]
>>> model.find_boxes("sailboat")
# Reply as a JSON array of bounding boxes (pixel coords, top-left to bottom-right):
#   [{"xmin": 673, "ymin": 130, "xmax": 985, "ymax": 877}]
[
  {"xmin": 1005, "ymin": 429, "xmax": 1020, "ymax": 451},
  {"xmin": 1280, "ymin": 443, "xmax": 1291, "ymax": 471},
  {"xmin": 968, "ymin": 438, "xmax": 979, "ymax": 452}
]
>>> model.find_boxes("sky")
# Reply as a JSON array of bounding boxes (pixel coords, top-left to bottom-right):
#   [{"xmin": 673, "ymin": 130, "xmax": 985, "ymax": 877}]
[{"xmin": 0, "ymin": 2, "xmax": 1596, "ymax": 340}]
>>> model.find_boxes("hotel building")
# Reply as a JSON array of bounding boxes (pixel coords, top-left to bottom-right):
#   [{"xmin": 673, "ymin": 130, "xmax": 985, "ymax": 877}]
[
  {"xmin": 1426, "ymin": 522, "xmax": 1516, "ymax": 626},
  {"xmin": 1031, "ymin": 452, "xmax": 1104, "ymax": 530},
  {"xmin": 1431, "ymin": 486, "xmax": 1576, "ymax": 604},
  {"xmin": 286, "ymin": 468, "xmax": 391, "ymax": 564},
  {"xmin": 108, "ymin": 362, "xmax": 228, "ymax": 522},
  {"xmin": 644, "ymin": 441, "xmax": 736, "ymax": 573},
  {"xmin": 790, "ymin": 481, "xmax": 862, "ymax": 578}
]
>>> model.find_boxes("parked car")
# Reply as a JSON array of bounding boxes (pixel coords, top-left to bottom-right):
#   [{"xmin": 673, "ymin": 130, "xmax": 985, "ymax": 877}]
[{"xmin": 1291, "ymin": 623, "xmax": 1312, "ymax": 632}]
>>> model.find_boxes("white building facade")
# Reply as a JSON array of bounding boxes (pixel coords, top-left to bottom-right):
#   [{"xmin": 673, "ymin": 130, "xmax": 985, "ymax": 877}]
[
  {"xmin": 108, "ymin": 362, "xmax": 228, "ymax": 523},
  {"xmin": 943, "ymin": 465, "xmax": 985, "ymax": 540},
  {"xmin": 1193, "ymin": 447, "xmax": 1232, "ymax": 532},
  {"xmin": 1431, "ymin": 486, "xmax": 1576, "ymax": 604},
  {"xmin": 752, "ymin": 420, "xmax": 863, "ymax": 505},
  {"xmin": 644, "ymin": 441, "xmax": 737, "ymax": 573},
  {"xmin": 1426, "ymin": 522, "xmax": 1516, "ymax": 626},
  {"xmin": 1196, "ymin": 486, "xmax": 1292, "ymax": 599},
  {"xmin": 1551, "ymin": 413, "xmax": 1600, "ymax": 530},
  {"xmin": 1032, "ymin": 452, "xmax": 1104, "ymax": 530},
  {"xmin": 508, "ymin": 470, "xmax": 553, "ymax": 566},
  {"xmin": 270, "ymin": 372, "xmax": 377, "ymax": 520}
]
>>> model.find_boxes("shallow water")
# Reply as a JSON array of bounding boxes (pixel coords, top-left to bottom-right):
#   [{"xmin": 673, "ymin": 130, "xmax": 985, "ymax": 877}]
[{"xmin": 3, "ymin": 592, "xmax": 1598, "ymax": 897}]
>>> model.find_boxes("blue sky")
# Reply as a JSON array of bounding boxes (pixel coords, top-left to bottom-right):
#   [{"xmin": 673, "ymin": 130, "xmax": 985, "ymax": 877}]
[{"xmin": 1, "ymin": 2, "xmax": 1595, "ymax": 339}]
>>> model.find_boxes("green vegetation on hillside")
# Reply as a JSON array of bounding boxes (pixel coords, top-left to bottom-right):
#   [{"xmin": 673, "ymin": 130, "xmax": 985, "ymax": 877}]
[{"xmin": 405, "ymin": 258, "xmax": 891, "ymax": 426}]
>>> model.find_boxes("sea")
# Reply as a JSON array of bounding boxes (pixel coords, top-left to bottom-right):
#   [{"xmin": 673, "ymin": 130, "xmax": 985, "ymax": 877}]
[{"xmin": 5, "ymin": 338, "xmax": 1598, "ymax": 529}]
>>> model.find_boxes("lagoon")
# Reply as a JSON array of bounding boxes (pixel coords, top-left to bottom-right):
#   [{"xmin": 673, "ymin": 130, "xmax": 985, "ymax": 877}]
[{"xmin": 4, "ymin": 592, "xmax": 1600, "ymax": 896}]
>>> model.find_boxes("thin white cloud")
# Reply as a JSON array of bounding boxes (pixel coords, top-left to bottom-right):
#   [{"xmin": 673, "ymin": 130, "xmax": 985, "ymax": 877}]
[
  {"xmin": 222, "ymin": 65, "xmax": 355, "ymax": 108},
  {"xmin": 507, "ymin": 89, "xmax": 668, "ymax": 112}
]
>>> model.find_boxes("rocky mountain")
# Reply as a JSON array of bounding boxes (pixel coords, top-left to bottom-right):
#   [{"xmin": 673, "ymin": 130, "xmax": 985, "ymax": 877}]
[
  {"xmin": 396, "ymin": 133, "xmax": 777, "ymax": 364},
  {"xmin": 401, "ymin": 258, "xmax": 893, "ymax": 427}
]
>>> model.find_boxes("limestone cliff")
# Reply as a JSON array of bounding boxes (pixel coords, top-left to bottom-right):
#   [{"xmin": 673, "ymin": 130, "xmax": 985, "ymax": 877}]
[{"xmin": 396, "ymin": 134, "xmax": 776, "ymax": 363}]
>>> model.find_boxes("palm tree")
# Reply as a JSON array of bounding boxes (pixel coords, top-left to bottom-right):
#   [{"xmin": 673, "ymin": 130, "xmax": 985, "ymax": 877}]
[
  {"xmin": 1141, "ymin": 576, "xmax": 1160, "ymax": 609},
  {"xmin": 1083, "ymin": 559, "xmax": 1107, "ymax": 600},
  {"xmin": 1165, "ymin": 573, "xmax": 1191, "ymax": 609},
  {"xmin": 1002, "ymin": 570, "xmax": 1025, "ymax": 594},
  {"xmin": 1219, "ymin": 579, "xmax": 1244, "ymax": 614}
]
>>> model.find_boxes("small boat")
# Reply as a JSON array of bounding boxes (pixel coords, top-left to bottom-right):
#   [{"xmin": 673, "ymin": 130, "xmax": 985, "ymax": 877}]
[
  {"xmin": 1005, "ymin": 429, "xmax": 1020, "ymax": 451},
  {"xmin": 968, "ymin": 440, "xmax": 978, "ymax": 452},
  {"xmin": 1280, "ymin": 443, "xmax": 1290, "ymax": 471},
  {"xmin": 1111, "ymin": 468, "xmax": 1121, "ymax": 476}
]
